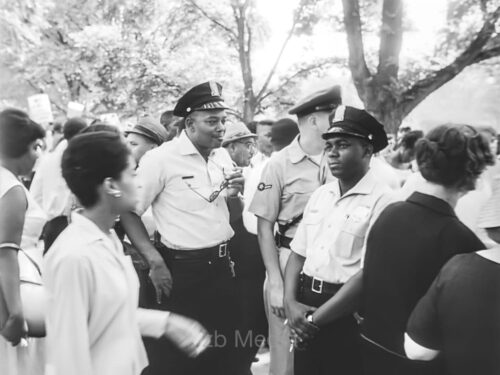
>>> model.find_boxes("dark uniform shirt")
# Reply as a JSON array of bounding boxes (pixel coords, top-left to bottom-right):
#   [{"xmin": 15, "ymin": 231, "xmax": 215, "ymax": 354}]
[{"xmin": 361, "ymin": 192, "xmax": 484, "ymax": 356}]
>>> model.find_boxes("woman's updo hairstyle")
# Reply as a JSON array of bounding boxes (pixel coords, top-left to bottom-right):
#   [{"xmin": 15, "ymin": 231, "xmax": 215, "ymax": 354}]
[
  {"xmin": 416, "ymin": 124, "xmax": 495, "ymax": 191},
  {"xmin": 62, "ymin": 131, "xmax": 130, "ymax": 208}
]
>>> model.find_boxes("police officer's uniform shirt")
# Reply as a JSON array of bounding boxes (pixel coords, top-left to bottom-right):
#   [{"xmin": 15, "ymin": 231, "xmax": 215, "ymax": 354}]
[
  {"xmin": 248, "ymin": 136, "xmax": 332, "ymax": 238},
  {"xmin": 290, "ymin": 169, "xmax": 393, "ymax": 284},
  {"xmin": 134, "ymin": 130, "xmax": 235, "ymax": 250}
]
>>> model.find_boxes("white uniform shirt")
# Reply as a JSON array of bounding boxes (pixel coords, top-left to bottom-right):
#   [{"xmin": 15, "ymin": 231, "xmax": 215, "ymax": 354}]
[
  {"xmin": 290, "ymin": 169, "xmax": 393, "ymax": 284},
  {"xmin": 44, "ymin": 213, "xmax": 168, "ymax": 375},
  {"xmin": 134, "ymin": 130, "xmax": 235, "ymax": 249},
  {"xmin": 30, "ymin": 140, "xmax": 73, "ymax": 219}
]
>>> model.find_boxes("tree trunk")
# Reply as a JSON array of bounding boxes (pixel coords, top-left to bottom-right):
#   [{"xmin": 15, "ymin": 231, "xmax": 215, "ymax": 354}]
[
  {"xmin": 243, "ymin": 95, "xmax": 256, "ymax": 123},
  {"xmin": 233, "ymin": 2, "xmax": 256, "ymax": 124},
  {"xmin": 341, "ymin": 0, "xmax": 500, "ymax": 134}
]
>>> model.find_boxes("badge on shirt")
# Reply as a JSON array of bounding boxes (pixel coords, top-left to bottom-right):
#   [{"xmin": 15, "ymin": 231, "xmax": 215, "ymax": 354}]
[
  {"xmin": 257, "ymin": 182, "xmax": 272, "ymax": 191},
  {"xmin": 349, "ymin": 206, "xmax": 371, "ymax": 223}
]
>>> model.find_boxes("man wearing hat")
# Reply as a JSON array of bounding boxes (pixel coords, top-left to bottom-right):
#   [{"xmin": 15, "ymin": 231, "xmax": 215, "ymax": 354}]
[
  {"xmin": 222, "ymin": 122, "xmax": 268, "ymax": 374},
  {"xmin": 249, "ymin": 86, "xmax": 341, "ymax": 375},
  {"xmin": 125, "ymin": 116, "xmax": 169, "ymax": 165},
  {"xmin": 120, "ymin": 82, "xmax": 244, "ymax": 375},
  {"xmin": 283, "ymin": 105, "xmax": 393, "ymax": 375},
  {"xmin": 222, "ymin": 121, "xmax": 258, "ymax": 167}
]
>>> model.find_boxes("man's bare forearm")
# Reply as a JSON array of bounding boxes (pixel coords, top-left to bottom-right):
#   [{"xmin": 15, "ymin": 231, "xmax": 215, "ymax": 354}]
[
  {"xmin": 0, "ymin": 250, "xmax": 22, "ymax": 315},
  {"xmin": 120, "ymin": 211, "xmax": 164, "ymax": 266},
  {"xmin": 257, "ymin": 218, "xmax": 282, "ymax": 282},
  {"xmin": 284, "ymin": 252, "xmax": 305, "ymax": 303}
]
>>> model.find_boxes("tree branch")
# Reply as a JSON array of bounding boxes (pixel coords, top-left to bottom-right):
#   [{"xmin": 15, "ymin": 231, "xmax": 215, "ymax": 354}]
[
  {"xmin": 257, "ymin": 59, "xmax": 339, "ymax": 104},
  {"xmin": 342, "ymin": 0, "xmax": 371, "ymax": 99},
  {"xmin": 377, "ymin": 0, "xmax": 403, "ymax": 81},
  {"xmin": 401, "ymin": 5, "xmax": 500, "ymax": 117},
  {"xmin": 186, "ymin": 0, "xmax": 237, "ymax": 41},
  {"xmin": 473, "ymin": 45, "xmax": 500, "ymax": 63},
  {"xmin": 254, "ymin": 2, "xmax": 304, "ymax": 102}
]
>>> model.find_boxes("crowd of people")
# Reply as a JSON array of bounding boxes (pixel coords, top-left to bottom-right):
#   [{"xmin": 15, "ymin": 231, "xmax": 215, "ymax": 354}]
[{"xmin": 0, "ymin": 80, "xmax": 499, "ymax": 375}]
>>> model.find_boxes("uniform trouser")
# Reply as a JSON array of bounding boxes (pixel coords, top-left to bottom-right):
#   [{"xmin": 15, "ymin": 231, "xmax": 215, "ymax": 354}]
[
  {"xmin": 229, "ymin": 220, "xmax": 268, "ymax": 375},
  {"xmin": 294, "ymin": 281, "xmax": 362, "ymax": 375},
  {"xmin": 263, "ymin": 246, "xmax": 294, "ymax": 375},
  {"xmin": 142, "ymin": 248, "xmax": 240, "ymax": 375}
]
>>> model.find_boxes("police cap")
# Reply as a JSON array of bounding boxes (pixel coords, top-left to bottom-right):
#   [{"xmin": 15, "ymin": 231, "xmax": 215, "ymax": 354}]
[
  {"xmin": 173, "ymin": 81, "xmax": 230, "ymax": 118},
  {"xmin": 323, "ymin": 105, "xmax": 388, "ymax": 153},
  {"xmin": 288, "ymin": 86, "xmax": 342, "ymax": 117}
]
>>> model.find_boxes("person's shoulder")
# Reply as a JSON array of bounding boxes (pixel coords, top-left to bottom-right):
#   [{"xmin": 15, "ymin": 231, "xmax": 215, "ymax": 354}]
[
  {"xmin": 46, "ymin": 223, "xmax": 95, "ymax": 262},
  {"xmin": 0, "ymin": 168, "xmax": 23, "ymax": 198},
  {"xmin": 139, "ymin": 140, "xmax": 178, "ymax": 168}
]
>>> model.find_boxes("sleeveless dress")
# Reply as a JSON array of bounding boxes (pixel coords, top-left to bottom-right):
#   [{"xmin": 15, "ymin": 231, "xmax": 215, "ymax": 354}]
[{"xmin": 0, "ymin": 166, "xmax": 47, "ymax": 375}]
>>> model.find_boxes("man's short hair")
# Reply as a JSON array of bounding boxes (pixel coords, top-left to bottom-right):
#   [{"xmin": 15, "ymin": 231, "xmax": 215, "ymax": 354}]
[{"xmin": 63, "ymin": 117, "xmax": 87, "ymax": 140}]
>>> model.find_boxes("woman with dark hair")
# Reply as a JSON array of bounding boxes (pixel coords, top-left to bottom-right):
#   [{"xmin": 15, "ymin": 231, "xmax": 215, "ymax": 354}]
[
  {"xmin": 0, "ymin": 109, "xmax": 46, "ymax": 374},
  {"xmin": 404, "ymin": 173, "xmax": 500, "ymax": 374},
  {"xmin": 44, "ymin": 132, "xmax": 209, "ymax": 375},
  {"xmin": 306, "ymin": 124, "xmax": 494, "ymax": 374}
]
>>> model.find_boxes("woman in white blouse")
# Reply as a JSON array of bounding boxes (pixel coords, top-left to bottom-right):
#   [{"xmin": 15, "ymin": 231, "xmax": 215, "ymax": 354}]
[
  {"xmin": 0, "ymin": 109, "xmax": 47, "ymax": 375},
  {"xmin": 44, "ymin": 131, "xmax": 209, "ymax": 375}
]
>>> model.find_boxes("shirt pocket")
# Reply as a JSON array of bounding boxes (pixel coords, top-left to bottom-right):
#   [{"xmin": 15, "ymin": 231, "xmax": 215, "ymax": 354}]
[
  {"xmin": 303, "ymin": 211, "xmax": 323, "ymax": 243},
  {"xmin": 170, "ymin": 176, "xmax": 211, "ymax": 212},
  {"xmin": 336, "ymin": 207, "xmax": 371, "ymax": 259}
]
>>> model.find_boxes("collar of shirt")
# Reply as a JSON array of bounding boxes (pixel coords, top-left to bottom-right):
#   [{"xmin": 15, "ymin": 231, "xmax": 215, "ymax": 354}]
[
  {"xmin": 326, "ymin": 168, "xmax": 379, "ymax": 200},
  {"xmin": 178, "ymin": 130, "xmax": 200, "ymax": 156},
  {"xmin": 70, "ymin": 211, "xmax": 122, "ymax": 253},
  {"xmin": 288, "ymin": 135, "xmax": 309, "ymax": 164},
  {"xmin": 407, "ymin": 191, "xmax": 456, "ymax": 218},
  {"xmin": 177, "ymin": 130, "xmax": 229, "ymax": 166},
  {"xmin": 53, "ymin": 139, "xmax": 68, "ymax": 154}
]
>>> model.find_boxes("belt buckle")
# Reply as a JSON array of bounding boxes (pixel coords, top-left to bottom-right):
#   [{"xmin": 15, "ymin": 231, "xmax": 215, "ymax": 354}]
[
  {"xmin": 218, "ymin": 243, "xmax": 227, "ymax": 258},
  {"xmin": 311, "ymin": 277, "xmax": 323, "ymax": 294}
]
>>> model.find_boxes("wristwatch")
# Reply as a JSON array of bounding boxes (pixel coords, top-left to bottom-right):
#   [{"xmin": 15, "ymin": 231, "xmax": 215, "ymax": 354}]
[{"xmin": 306, "ymin": 312, "xmax": 314, "ymax": 324}]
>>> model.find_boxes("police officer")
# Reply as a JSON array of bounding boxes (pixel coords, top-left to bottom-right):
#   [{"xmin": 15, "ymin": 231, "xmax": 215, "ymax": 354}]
[
  {"xmin": 283, "ymin": 106, "xmax": 393, "ymax": 375},
  {"xmin": 120, "ymin": 81, "xmax": 244, "ymax": 375},
  {"xmin": 249, "ymin": 86, "xmax": 342, "ymax": 375}
]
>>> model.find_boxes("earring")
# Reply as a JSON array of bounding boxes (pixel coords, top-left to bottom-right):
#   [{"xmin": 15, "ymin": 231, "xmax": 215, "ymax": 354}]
[{"xmin": 113, "ymin": 191, "xmax": 122, "ymax": 198}]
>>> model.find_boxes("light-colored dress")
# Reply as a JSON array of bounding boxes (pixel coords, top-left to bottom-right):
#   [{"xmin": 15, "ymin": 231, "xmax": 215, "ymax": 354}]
[{"xmin": 0, "ymin": 166, "xmax": 47, "ymax": 375}]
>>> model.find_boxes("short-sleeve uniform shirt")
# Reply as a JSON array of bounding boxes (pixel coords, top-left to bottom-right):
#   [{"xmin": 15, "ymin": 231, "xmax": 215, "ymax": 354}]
[
  {"xmin": 290, "ymin": 169, "xmax": 393, "ymax": 284},
  {"xmin": 134, "ymin": 130, "xmax": 235, "ymax": 250},
  {"xmin": 248, "ymin": 136, "xmax": 333, "ymax": 238}
]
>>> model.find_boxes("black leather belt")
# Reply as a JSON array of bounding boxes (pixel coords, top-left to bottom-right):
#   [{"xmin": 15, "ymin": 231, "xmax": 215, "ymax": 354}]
[
  {"xmin": 300, "ymin": 273, "xmax": 343, "ymax": 295},
  {"xmin": 165, "ymin": 243, "xmax": 229, "ymax": 261},
  {"xmin": 275, "ymin": 233, "xmax": 293, "ymax": 249}
]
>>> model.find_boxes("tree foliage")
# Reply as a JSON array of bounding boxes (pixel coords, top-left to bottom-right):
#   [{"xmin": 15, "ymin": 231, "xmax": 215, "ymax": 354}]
[{"xmin": 1, "ymin": 0, "xmax": 500, "ymax": 129}]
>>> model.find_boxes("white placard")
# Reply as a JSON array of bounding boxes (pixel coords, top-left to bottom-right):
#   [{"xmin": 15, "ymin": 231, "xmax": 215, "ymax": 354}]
[
  {"xmin": 99, "ymin": 113, "xmax": 121, "ymax": 128},
  {"xmin": 67, "ymin": 102, "xmax": 85, "ymax": 118},
  {"xmin": 27, "ymin": 94, "xmax": 53, "ymax": 125}
]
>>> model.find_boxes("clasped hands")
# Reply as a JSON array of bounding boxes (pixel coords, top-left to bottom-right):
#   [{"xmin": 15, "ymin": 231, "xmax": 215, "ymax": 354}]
[{"xmin": 284, "ymin": 299, "xmax": 319, "ymax": 349}]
